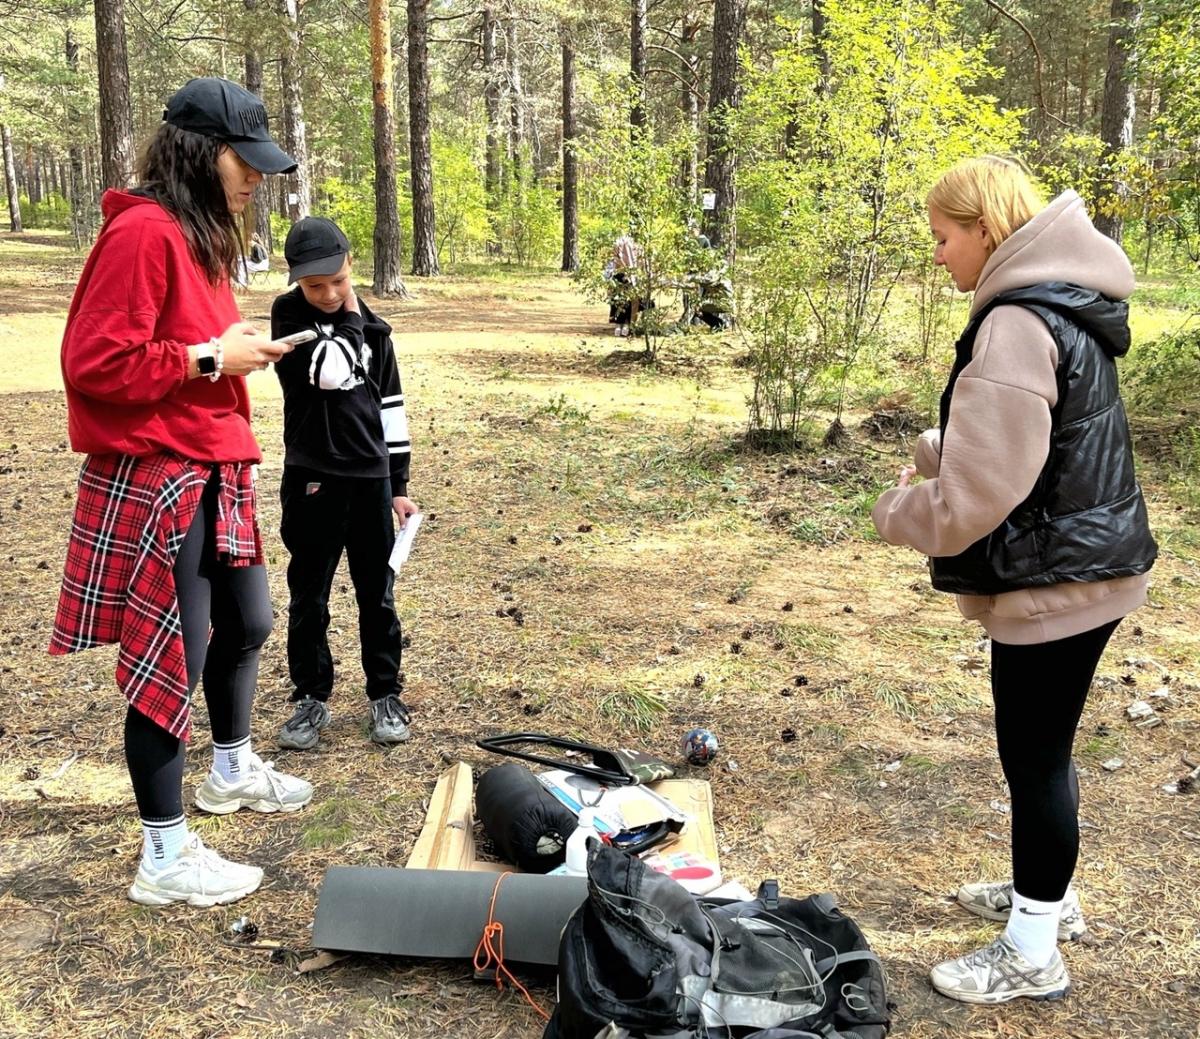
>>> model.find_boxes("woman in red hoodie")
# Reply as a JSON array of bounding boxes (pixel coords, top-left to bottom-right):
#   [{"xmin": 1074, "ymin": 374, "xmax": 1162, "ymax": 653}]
[{"xmin": 51, "ymin": 78, "xmax": 313, "ymax": 907}]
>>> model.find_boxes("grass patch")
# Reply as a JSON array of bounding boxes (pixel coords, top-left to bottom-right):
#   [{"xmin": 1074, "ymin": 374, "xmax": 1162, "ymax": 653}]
[
  {"xmin": 777, "ymin": 623, "xmax": 841, "ymax": 658},
  {"xmin": 873, "ymin": 681, "xmax": 920, "ymax": 720},
  {"xmin": 598, "ymin": 683, "xmax": 668, "ymax": 730}
]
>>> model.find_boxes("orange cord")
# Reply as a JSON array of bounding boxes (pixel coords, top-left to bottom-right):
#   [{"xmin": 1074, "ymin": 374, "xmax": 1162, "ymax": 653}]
[{"xmin": 472, "ymin": 871, "xmax": 552, "ymax": 1021}]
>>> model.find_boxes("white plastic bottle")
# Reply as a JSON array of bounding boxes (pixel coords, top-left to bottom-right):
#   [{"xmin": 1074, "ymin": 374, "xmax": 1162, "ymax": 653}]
[{"xmin": 564, "ymin": 807, "xmax": 600, "ymax": 875}]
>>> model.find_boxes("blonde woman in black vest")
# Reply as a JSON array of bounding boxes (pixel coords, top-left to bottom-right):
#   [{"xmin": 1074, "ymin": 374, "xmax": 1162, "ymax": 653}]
[{"xmin": 874, "ymin": 156, "xmax": 1156, "ymax": 1003}]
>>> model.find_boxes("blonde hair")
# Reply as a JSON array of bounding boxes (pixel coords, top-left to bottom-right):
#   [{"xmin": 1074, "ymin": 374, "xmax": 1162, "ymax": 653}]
[{"xmin": 926, "ymin": 155, "xmax": 1045, "ymax": 252}]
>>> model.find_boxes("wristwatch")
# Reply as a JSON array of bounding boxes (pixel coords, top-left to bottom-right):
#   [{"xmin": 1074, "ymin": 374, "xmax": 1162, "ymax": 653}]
[
  {"xmin": 196, "ymin": 337, "xmax": 224, "ymax": 382},
  {"xmin": 197, "ymin": 346, "xmax": 218, "ymax": 377}
]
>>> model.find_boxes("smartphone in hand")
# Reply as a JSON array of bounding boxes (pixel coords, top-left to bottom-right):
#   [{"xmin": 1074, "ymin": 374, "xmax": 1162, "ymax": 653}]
[{"xmin": 275, "ymin": 329, "xmax": 319, "ymax": 347}]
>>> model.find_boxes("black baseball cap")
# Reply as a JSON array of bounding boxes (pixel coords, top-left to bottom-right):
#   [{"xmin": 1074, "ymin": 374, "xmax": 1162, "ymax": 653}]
[
  {"xmin": 164, "ymin": 78, "xmax": 297, "ymax": 175},
  {"xmin": 284, "ymin": 217, "xmax": 352, "ymax": 282}
]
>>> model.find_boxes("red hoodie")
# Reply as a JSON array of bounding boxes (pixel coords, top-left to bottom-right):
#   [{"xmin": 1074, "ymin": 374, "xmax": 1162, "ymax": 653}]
[{"xmin": 61, "ymin": 190, "xmax": 260, "ymax": 463}]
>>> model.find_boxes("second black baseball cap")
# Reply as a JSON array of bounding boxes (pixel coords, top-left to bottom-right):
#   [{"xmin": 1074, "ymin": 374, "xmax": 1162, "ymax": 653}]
[
  {"xmin": 284, "ymin": 217, "xmax": 352, "ymax": 282},
  {"xmin": 164, "ymin": 77, "xmax": 297, "ymax": 175}
]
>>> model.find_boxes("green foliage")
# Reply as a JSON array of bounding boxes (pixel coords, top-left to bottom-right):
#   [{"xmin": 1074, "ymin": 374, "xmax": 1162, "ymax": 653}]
[
  {"xmin": 312, "ymin": 176, "xmax": 377, "ymax": 260},
  {"xmin": 575, "ymin": 79, "xmax": 704, "ymax": 360},
  {"xmin": 495, "ymin": 155, "xmax": 560, "ymax": 266},
  {"xmin": 734, "ymin": 0, "xmax": 1022, "ymax": 445},
  {"xmin": 432, "ymin": 131, "xmax": 489, "ymax": 265},
  {"xmin": 19, "ymin": 192, "xmax": 71, "ymax": 230},
  {"xmin": 1124, "ymin": 322, "xmax": 1200, "ymax": 416}
]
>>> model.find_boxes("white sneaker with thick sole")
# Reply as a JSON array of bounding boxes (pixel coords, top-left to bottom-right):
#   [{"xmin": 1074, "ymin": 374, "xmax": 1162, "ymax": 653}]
[
  {"xmin": 128, "ymin": 834, "xmax": 263, "ymax": 907},
  {"xmin": 195, "ymin": 753, "xmax": 314, "ymax": 815},
  {"xmin": 957, "ymin": 880, "xmax": 1087, "ymax": 941},
  {"xmin": 930, "ymin": 934, "xmax": 1071, "ymax": 1005}
]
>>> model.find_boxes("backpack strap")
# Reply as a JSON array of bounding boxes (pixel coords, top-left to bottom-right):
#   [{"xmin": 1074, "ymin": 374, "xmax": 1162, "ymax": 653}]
[{"xmin": 811, "ymin": 949, "xmax": 883, "ymax": 976}]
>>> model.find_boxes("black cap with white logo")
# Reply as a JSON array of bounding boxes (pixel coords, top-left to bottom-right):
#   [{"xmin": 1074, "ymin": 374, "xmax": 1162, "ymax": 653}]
[
  {"xmin": 164, "ymin": 77, "xmax": 297, "ymax": 175},
  {"xmin": 284, "ymin": 217, "xmax": 352, "ymax": 283}
]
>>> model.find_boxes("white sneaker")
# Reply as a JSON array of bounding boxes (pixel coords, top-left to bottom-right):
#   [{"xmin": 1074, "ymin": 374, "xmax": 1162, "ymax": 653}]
[
  {"xmin": 930, "ymin": 934, "xmax": 1071, "ymax": 1004},
  {"xmin": 195, "ymin": 752, "xmax": 314, "ymax": 815},
  {"xmin": 957, "ymin": 880, "xmax": 1087, "ymax": 941},
  {"xmin": 128, "ymin": 834, "xmax": 263, "ymax": 907}
]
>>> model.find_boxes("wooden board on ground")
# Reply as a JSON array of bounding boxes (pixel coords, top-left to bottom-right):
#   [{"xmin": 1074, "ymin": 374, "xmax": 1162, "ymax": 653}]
[
  {"xmin": 650, "ymin": 778, "xmax": 718, "ymax": 864},
  {"xmin": 405, "ymin": 760, "xmax": 476, "ymax": 871},
  {"xmin": 406, "ymin": 762, "xmax": 719, "ymax": 874}
]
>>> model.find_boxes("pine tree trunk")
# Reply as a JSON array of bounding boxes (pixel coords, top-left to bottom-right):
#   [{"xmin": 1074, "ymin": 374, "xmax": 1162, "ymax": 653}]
[
  {"xmin": 407, "ymin": 0, "xmax": 439, "ymax": 276},
  {"xmin": 2, "ymin": 123, "xmax": 22, "ymax": 233},
  {"xmin": 28, "ymin": 146, "xmax": 42, "ymax": 206},
  {"xmin": 244, "ymin": 0, "xmax": 272, "ymax": 251},
  {"xmin": 1094, "ymin": 0, "xmax": 1140, "ymax": 243},
  {"xmin": 483, "ymin": 6, "xmax": 501, "ymax": 254},
  {"xmin": 630, "ymin": 0, "xmax": 647, "ymax": 134},
  {"xmin": 369, "ymin": 0, "xmax": 408, "ymax": 296},
  {"xmin": 561, "ymin": 32, "xmax": 578, "ymax": 272},
  {"xmin": 93, "ymin": 0, "xmax": 135, "ymax": 189},
  {"xmin": 680, "ymin": 17, "xmax": 700, "ymax": 199},
  {"xmin": 505, "ymin": 13, "xmax": 523, "ymax": 174},
  {"xmin": 65, "ymin": 30, "xmax": 91, "ymax": 246},
  {"xmin": 277, "ymin": 0, "xmax": 311, "ymax": 222},
  {"xmin": 812, "ymin": 0, "xmax": 832, "ymax": 93},
  {"xmin": 702, "ymin": 0, "xmax": 746, "ymax": 261},
  {"xmin": 24, "ymin": 145, "xmax": 39, "ymax": 206}
]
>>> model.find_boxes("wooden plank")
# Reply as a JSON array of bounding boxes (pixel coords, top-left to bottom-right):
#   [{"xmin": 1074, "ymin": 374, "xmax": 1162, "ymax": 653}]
[
  {"xmin": 406, "ymin": 761, "xmax": 476, "ymax": 870},
  {"xmin": 650, "ymin": 779, "xmax": 718, "ymax": 865}
]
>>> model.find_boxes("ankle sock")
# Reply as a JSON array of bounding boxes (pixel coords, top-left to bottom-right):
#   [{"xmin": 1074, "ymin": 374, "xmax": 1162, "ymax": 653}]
[
  {"xmin": 212, "ymin": 736, "xmax": 251, "ymax": 782},
  {"xmin": 141, "ymin": 814, "xmax": 188, "ymax": 870},
  {"xmin": 1004, "ymin": 890, "xmax": 1062, "ymax": 968}
]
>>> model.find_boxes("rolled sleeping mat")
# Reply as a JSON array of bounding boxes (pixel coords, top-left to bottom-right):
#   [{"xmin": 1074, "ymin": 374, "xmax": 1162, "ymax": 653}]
[
  {"xmin": 312, "ymin": 866, "xmax": 589, "ymax": 965},
  {"xmin": 476, "ymin": 762, "xmax": 578, "ymax": 873}
]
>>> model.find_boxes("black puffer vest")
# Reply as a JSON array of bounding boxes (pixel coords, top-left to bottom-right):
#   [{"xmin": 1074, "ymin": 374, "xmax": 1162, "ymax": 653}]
[{"xmin": 930, "ymin": 281, "xmax": 1157, "ymax": 596}]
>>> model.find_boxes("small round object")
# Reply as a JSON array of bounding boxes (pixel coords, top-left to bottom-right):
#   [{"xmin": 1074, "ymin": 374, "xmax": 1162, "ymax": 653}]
[{"xmin": 681, "ymin": 727, "xmax": 719, "ymax": 766}]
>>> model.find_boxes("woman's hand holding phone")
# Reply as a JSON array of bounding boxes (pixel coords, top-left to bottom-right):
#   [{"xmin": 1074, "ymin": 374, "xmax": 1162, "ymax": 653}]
[{"xmin": 218, "ymin": 321, "xmax": 295, "ymax": 375}]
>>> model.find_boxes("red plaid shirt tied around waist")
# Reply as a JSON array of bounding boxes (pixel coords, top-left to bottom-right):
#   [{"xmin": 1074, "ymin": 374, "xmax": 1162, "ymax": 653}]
[{"xmin": 49, "ymin": 453, "xmax": 263, "ymax": 740}]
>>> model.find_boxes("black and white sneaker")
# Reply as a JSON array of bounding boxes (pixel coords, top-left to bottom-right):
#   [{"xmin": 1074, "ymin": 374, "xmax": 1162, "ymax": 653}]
[
  {"xmin": 368, "ymin": 693, "xmax": 412, "ymax": 745},
  {"xmin": 277, "ymin": 697, "xmax": 332, "ymax": 751}
]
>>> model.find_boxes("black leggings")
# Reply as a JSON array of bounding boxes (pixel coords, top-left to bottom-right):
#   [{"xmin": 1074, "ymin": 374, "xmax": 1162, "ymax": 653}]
[
  {"xmin": 992, "ymin": 618, "xmax": 1120, "ymax": 902},
  {"xmin": 124, "ymin": 476, "xmax": 273, "ymax": 820}
]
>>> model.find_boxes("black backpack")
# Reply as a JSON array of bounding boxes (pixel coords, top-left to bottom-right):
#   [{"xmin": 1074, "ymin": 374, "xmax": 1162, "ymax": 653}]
[{"xmin": 545, "ymin": 842, "xmax": 891, "ymax": 1039}]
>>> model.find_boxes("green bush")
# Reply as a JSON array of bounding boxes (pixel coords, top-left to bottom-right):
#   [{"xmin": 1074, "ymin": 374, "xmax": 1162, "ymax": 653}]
[
  {"xmin": 433, "ymin": 132, "xmax": 489, "ymax": 265},
  {"xmin": 313, "ymin": 176, "xmax": 378, "ymax": 260},
  {"xmin": 21, "ymin": 192, "xmax": 71, "ymax": 229},
  {"xmin": 496, "ymin": 153, "xmax": 560, "ymax": 266},
  {"xmin": 1124, "ymin": 324, "xmax": 1200, "ymax": 416}
]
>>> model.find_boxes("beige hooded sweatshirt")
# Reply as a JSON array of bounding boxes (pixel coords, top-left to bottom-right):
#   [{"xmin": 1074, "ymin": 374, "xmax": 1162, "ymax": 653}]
[{"xmin": 872, "ymin": 190, "xmax": 1150, "ymax": 644}]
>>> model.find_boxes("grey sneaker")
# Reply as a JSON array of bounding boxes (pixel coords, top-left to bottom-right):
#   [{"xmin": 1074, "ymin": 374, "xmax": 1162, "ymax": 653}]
[
  {"xmin": 278, "ymin": 697, "xmax": 331, "ymax": 750},
  {"xmin": 195, "ymin": 753, "xmax": 314, "ymax": 814},
  {"xmin": 930, "ymin": 934, "xmax": 1070, "ymax": 1004},
  {"xmin": 957, "ymin": 880, "xmax": 1087, "ymax": 941},
  {"xmin": 369, "ymin": 693, "xmax": 412, "ymax": 744}
]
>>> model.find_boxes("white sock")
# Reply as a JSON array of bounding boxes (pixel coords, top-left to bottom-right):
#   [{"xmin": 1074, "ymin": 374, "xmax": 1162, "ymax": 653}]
[
  {"xmin": 1004, "ymin": 890, "xmax": 1062, "ymax": 968},
  {"xmin": 141, "ymin": 814, "xmax": 188, "ymax": 870},
  {"xmin": 212, "ymin": 736, "xmax": 252, "ymax": 783}
]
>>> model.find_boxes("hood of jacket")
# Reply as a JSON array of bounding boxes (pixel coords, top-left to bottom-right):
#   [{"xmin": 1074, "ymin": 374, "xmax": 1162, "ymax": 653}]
[
  {"xmin": 100, "ymin": 188, "xmax": 162, "ymax": 222},
  {"xmin": 971, "ymin": 190, "xmax": 1135, "ymax": 358}
]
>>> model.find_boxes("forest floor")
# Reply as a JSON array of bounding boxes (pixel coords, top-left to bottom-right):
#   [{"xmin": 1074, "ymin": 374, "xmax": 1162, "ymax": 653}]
[{"xmin": 1, "ymin": 230, "xmax": 1198, "ymax": 1039}]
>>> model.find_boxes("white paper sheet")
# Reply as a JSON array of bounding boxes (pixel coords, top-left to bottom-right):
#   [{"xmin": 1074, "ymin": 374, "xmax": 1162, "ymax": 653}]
[{"xmin": 388, "ymin": 512, "xmax": 424, "ymax": 572}]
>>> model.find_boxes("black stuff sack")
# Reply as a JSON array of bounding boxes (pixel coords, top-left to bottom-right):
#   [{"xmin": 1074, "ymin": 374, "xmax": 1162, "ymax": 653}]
[
  {"xmin": 476, "ymin": 763, "xmax": 578, "ymax": 873},
  {"xmin": 545, "ymin": 842, "xmax": 891, "ymax": 1039}
]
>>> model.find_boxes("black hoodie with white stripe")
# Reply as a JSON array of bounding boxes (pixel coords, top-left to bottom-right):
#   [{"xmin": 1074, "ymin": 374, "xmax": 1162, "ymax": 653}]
[{"xmin": 272, "ymin": 287, "xmax": 411, "ymax": 496}]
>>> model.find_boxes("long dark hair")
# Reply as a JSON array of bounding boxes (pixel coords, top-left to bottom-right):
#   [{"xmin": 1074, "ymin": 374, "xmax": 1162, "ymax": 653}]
[{"xmin": 135, "ymin": 124, "xmax": 242, "ymax": 286}]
